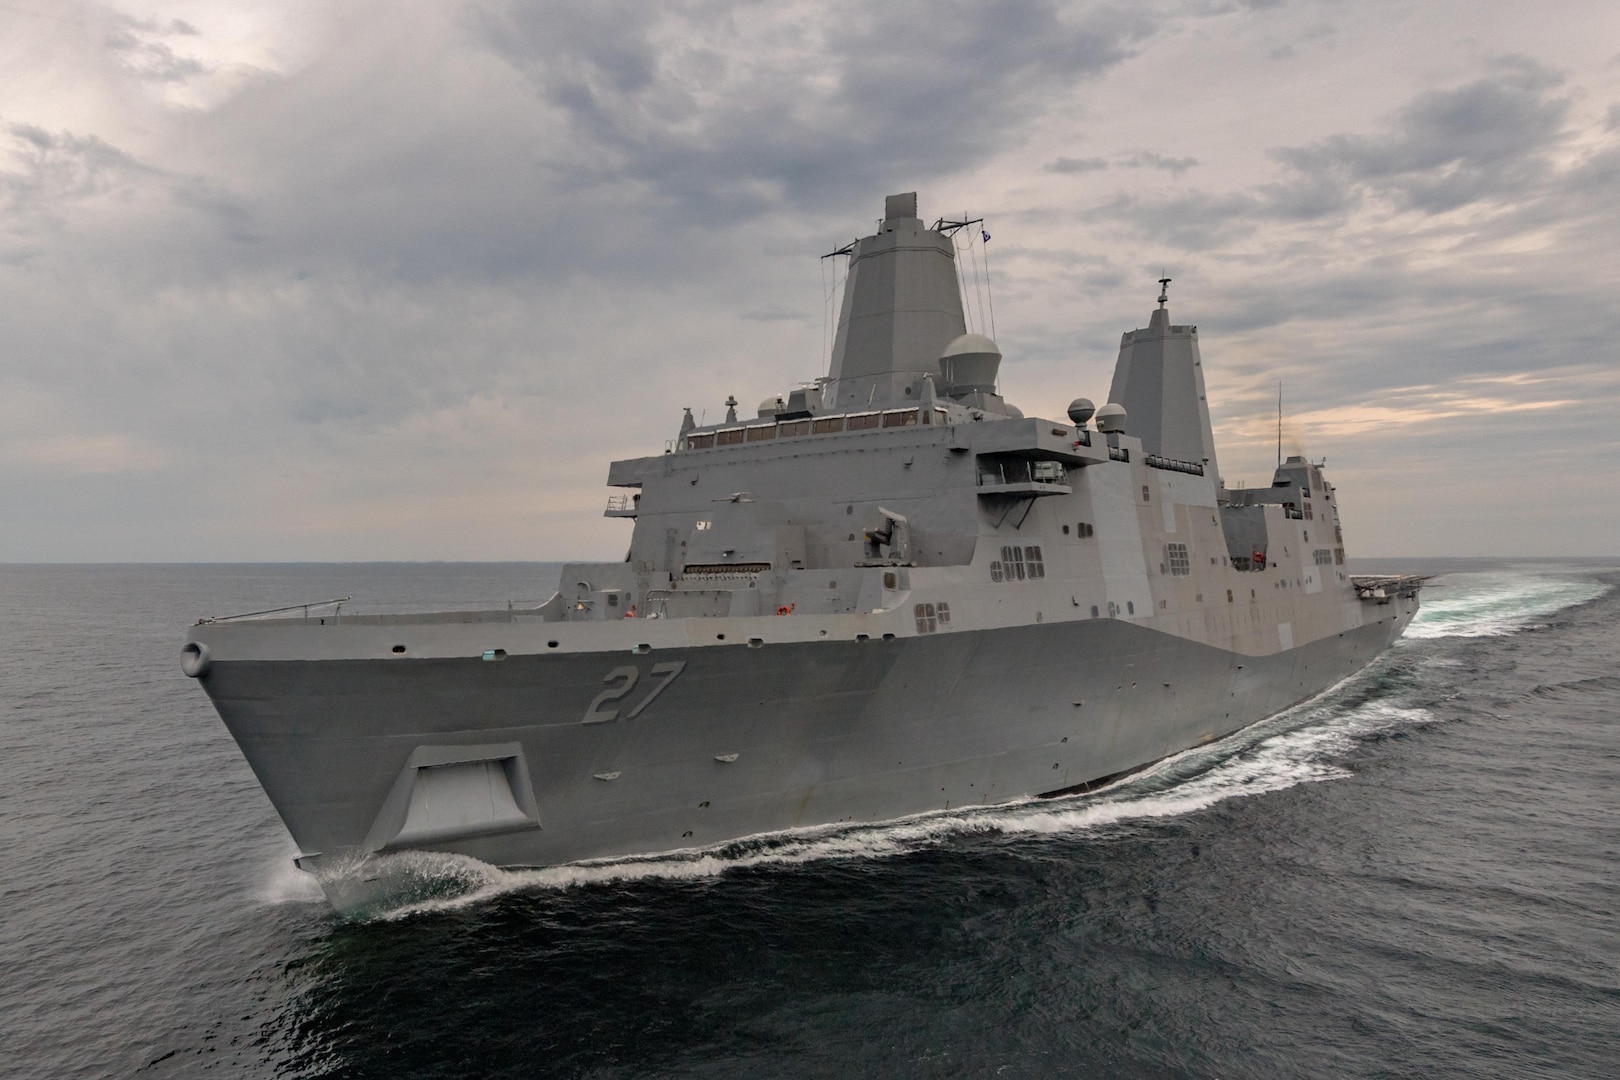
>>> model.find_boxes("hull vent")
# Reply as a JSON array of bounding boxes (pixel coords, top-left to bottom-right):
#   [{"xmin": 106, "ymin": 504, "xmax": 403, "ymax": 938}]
[
  {"xmin": 365, "ymin": 743, "xmax": 540, "ymax": 852},
  {"xmin": 392, "ymin": 760, "xmax": 531, "ymax": 847}
]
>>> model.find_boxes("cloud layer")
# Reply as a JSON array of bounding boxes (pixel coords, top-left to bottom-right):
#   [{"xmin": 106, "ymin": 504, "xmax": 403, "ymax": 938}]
[{"xmin": 2, "ymin": 0, "xmax": 1618, "ymax": 560}]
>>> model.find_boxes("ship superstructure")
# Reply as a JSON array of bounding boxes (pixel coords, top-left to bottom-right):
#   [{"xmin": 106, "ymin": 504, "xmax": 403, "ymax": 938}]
[{"xmin": 183, "ymin": 194, "xmax": 1421, "ymax": 913}]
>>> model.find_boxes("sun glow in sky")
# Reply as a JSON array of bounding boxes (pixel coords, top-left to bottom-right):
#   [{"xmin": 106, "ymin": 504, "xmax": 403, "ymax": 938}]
[{"xmin": 3, "ymin": 0, "xmax": 1618, "ymax": 560}]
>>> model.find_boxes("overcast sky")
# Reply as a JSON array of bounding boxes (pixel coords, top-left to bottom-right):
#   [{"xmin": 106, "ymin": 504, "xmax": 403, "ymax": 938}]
[{"xmin": 3, "ymin": 0, "xmax": 1618, "ymax": 561}]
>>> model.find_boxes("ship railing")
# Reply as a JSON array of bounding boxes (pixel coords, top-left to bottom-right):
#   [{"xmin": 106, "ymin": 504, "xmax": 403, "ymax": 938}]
[
  {"xmin": 196, "ymin": 597, "xmax": 563, "ymax": 625},
  {"xmin": 1350, "ymin": 574, "xmax": 1428, "ymax": 601},
  {"xmin": 680, "ymin": 406, "xmax": 951, "ymax": 449},
  {"xmin": 1144, "ymin": 453, "xmax": 1204, "ymax": 476},
  {"xmin": 198, "ymin": 597, "xmax": 350, "ymax": 624}
]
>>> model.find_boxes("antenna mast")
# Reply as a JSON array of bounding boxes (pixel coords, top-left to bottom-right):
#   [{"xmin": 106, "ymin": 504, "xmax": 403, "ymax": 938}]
[{"xmin": 1276, "ymin": 381, "xmax": 1283, "ymax": 469}]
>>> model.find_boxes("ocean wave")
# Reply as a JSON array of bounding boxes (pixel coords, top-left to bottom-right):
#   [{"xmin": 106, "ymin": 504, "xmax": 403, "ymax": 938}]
[
  {"xmin": 1405, "ymin": 572, "xmax": 1609, "ymax": 639},
  {"xmin": 337, "ymin": 696, "xmax": 1433, "ymax": 922}
]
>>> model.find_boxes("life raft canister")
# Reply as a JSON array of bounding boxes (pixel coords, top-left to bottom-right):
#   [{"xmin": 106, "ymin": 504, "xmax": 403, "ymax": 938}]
[
  {"xmin": 775, "ymin": 603, "xmax": 795, "ymax": 616},
  {"xmin": 623, "ymin": 604, "xmax": 637, "ymax": 618},
  {"xmin": 1252, "ymin": 549, "xmax": 1267, "ymax": 569}
]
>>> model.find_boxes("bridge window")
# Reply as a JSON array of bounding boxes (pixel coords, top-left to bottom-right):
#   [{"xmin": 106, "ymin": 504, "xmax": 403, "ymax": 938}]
[
  {"xmin": 813, "ymin": 416, "xmax": 844, "ymax": 434},
  {"xmin": 914, "ymin": 603, "xmax": 938, "ymax": 634},
  {"xmin": 846, "ymin": 412, "xmax": 880, "ymax": 430},
  {"xmin": 993, "ymin": 547, "xmax": 1044, "ymax": 581},
  {"xmin": 1002, "ymin": 545, "xmax": 1026, "ymax": 580}
]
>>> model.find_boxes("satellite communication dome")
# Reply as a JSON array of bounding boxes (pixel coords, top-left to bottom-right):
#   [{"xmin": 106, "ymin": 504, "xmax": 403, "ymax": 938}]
[
  {"xmin": 1067, "ymin": 398, "xmax": 1096, "ymax": 426},
  {"xmin": 757, "ymin": 396, "xmax": 785, "ymax": 418},
  {"xmin": 1095, "ymin": 402, "xmax": 1128, "ymax": 433},
  {"xmin": 938, "ymin": 333, "xmax": 1001, "ymax": 394}
]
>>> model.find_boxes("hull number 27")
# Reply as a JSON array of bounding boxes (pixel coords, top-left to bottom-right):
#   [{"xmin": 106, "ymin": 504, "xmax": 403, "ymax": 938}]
[{"xmin": 582, "ymin": 661, "xmax": 687, "ymax": 724}]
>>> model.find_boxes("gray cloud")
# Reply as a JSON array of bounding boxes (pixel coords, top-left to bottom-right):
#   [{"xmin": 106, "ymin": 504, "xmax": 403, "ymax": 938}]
[
  {"xmin": 1046, "ymin": 156, "xmax": 1110, "ymax": 174},
  {"xmin": 105, "ymin": 24, "xmax": 208, "ymax": 84},
  {"xmin": 474, "ymin": 0, "xmax": 1158, "ymax": 224},
  {"xmin": 1, "ymin": 2, "xmax": 1615, "ymax": 559},
  {"xmin": 1271, "ymin": 56, "xmax": 1569, "ymax": 214},
  {"xmin": 1119, "ymin": 151, "xmax": 1199, "ymax": 175},
  {"xmin": 1082, "ymin": 56, "xmax": 1583, "ymax": 249}
]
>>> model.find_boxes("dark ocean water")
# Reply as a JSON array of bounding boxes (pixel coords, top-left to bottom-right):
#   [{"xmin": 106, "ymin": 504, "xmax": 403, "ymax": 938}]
[{"xmin": 3, "ymin": 559, "xmax": 1617, "ymax": 1078}]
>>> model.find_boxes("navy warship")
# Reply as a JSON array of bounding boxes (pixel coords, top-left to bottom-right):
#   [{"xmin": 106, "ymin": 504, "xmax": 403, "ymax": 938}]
[{"xmin": 183, "ymin": 192, "xmax": 1422, "ymax": 913}]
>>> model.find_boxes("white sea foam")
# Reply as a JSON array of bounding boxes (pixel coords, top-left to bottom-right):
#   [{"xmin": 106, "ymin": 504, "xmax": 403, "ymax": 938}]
[
  {"xmin": 1405, "ymin": 571, "xmax": 1608, "ymax": 639},
  {"xmin": 350, "ymin": 695, "xmax": 1433, "ymax": 921}
]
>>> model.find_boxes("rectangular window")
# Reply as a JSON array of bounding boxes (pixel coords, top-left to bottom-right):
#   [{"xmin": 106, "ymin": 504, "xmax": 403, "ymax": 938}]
[
  {"xmin": 881, "ymin": 408, "xmax": 919, "ymax": 428},
  {"xmin": 777, "ymin": 420, "xmax": 810, "ymax": 437},
  {"xmin": 936, "ymin": 602, "xmax": 950, "ymax": 625},
  {"xmin": 914, "ymin": 602, "xmax": 937, "ymax": 634},
  {"xmin": 685, "ymin": 433, "xmax": 715, "ymax": 449},
  {"xmin": 745, "ymin": 425, "xmax": 776, "ymax": 441},
  {"xmin": 1076, "ymin": 522, "xmax": 1094, "ymax": 538},
  {"xmin": 1002, "ymin": 545, "xmax": 1026, "ymax": 580},
  {"xmin": 1025, "ymin": 545, "xmax": 1045, "ymax": 579},
  {"xmin": 846, "ymin": 412, "xmax": 880, "ymax": 430},
  {"xmin": 1165, "ymin": 543, "xmax": 1191, "ymax": 576},
  {"xmin": 716, "ymin": 428, "xmax": 745, "ymax": 445},
  {"xmin": 812, "ymin": 416, "xmax": 844, "ymax": 434},
  {"xmin": 990, "ymin": 560, "xmax": 1004, "ymax": 582}
]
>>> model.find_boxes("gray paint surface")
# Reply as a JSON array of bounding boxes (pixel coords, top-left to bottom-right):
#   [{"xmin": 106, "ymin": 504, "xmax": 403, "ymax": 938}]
[{"xmin": 183, "ymin": 194, "xmax": 1422, "ymax": 912}]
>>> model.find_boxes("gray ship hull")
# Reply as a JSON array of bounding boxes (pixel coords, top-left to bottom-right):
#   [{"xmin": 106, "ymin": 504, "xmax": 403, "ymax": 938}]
[{"xmin": 200, "ymin": 603, "xmax": 1413, "ymax": 912}]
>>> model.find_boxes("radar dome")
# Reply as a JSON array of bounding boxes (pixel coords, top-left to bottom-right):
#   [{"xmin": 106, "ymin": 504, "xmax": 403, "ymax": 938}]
[
  {"xmin": 938, "ymin": 333, "xmax": 1001, "ymax": 394},
  {"xmin": 1095, "ymin": 402, "xmax": 1128, "ymax": 433},
  {"xmin": 757, "ymin": 396, "xmax": 785, "ymax": 418},
  {"xmin": 1067, "ymin": 398, "xmax": 1096, "ymax": 426}
]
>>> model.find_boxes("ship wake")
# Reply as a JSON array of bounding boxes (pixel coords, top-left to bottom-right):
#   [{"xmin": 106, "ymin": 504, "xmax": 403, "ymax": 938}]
[{"xmin": 1404, "ymin": 569, "xmax": 1608, "ymax": 639}]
